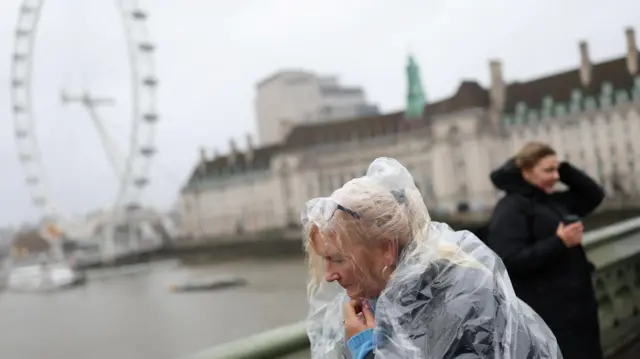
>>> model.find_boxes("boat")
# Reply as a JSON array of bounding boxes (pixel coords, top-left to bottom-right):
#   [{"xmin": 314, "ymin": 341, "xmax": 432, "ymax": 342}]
[
  {"xmin": 7, "ymin": 261, "xmax": 86, "ymax": 293},
  {"xmin": 167, "ymin": 276, "xmax": 248, "ymax": 293},
  {"xmin": 87, "ymin": 259, "xmax": 180, "ymax": 281},
  {"xmin": 5, "ymin": 223, "xmax": 87, "ymax": 293}
]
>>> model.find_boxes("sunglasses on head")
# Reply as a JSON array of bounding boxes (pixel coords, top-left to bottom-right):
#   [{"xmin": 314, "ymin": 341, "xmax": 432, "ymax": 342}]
[
  {"xmin": 321, "ymin": 203, "xmax": 361, "ymax": 221},
  {"xmin": 316, "ymin": 188, "xmax": 406, "ymax": 223}
]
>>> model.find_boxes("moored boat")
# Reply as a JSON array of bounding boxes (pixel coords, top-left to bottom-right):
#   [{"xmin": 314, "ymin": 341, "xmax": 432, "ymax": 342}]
[
  {"xmin": 7, "ymin": 261, "xmax": 86, "ymax": 293},
  {"xmin": 167, "ymin": 276, "xmax": 247, "ymax": 293}
]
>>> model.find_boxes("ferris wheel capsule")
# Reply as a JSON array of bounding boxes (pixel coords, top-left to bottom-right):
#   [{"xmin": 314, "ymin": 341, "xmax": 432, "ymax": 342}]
[
  {"xmin": 138, "ymin": 42, "xmax": 155, "ymax": 52},
  {"xmin": 131, "ymin": 9, "xmax": 147, "ymax": 20},
  {"xmin": 140, "ymin": 146, "xmax": 156, "ymax": 157}
]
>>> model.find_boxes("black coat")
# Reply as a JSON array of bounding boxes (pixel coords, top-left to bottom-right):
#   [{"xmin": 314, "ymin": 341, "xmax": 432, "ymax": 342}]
[{"xmin": 487, "ymin": 159, "xmax": 605, "ymax": 359}]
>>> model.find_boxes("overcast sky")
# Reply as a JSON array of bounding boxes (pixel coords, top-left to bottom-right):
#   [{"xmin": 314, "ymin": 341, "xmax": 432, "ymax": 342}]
[{"xmin": 0, "ymin": 0, "xmax": 639, "ymax": 227}]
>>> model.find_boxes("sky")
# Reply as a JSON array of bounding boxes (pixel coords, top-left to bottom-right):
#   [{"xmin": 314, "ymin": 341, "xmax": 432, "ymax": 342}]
[{"xmin": 0, "ymin": 0, "xmax": 639, "ymax": 227}]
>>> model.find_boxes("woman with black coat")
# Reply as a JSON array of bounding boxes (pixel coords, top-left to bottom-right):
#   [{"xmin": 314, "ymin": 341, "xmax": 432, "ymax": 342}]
[{"xmin": 487, "ymin": 141, "xmax": 606, "ymax": 359}]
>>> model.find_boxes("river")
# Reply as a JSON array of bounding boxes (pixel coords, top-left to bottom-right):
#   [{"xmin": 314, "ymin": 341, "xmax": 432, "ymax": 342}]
[{"xmin": 0, "ymin": 258, "xmax": 309, "ymax": 359}]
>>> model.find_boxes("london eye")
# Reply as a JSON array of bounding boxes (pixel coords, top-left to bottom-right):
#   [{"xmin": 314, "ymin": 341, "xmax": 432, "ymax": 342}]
[{"xmin": 10, "ymin": 0, "xmax": 159, "ymax": 260}]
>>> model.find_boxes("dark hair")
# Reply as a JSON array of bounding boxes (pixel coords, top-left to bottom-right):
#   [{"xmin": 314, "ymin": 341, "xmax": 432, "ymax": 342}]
[{"xmin": 515, "ymin": 141, "xmax": 556, "ymax": 170}]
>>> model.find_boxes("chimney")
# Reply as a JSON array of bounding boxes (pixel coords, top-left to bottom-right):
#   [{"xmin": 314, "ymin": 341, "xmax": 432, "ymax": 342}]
[
  {"xmin": 228, "ymin": 138, "xmax": 237, "ymax": 165},
  {"xmin": 626, "ymin": 27, "xmax": 638, "ymax": 75},
  {"xmin": 579, "ymin": 41, "xmax": 592, "ymax": 87},
  {"xmin": 198, "ymin": 147, "xmax": 207, "ymax": 174},
  {"xmin": 489, "ymin": 60, "xmax": 505, "ymax": 126},
  {"xmin": 245, "ymin": 133, "xmax": 254, "ymax": 164}
]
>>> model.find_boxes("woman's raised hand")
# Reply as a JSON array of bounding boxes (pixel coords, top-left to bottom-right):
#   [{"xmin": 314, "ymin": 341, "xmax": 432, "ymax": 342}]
[
  {"xmin": 343, "ymin": 299, "xmax": 376, "ymax": 340},
  {"xmin": 556, "ymin": 222, "xmax": 583, "ymax": 248}
]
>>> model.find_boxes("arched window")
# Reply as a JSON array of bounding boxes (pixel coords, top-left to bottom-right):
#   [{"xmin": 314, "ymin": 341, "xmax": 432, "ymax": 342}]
[{"xmin": 570, "ymin": 89, "xmax": 583, "ymax": 113}]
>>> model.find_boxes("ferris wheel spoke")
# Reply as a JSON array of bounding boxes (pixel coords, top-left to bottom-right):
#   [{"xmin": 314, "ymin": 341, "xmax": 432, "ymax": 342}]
[
  {"xmin": 89, "ymin": 109, "xmax": 126, "ymax": 179},
  {"xmin": 62, "ymin": 91, "xmax": 126, "ymax": 179}
]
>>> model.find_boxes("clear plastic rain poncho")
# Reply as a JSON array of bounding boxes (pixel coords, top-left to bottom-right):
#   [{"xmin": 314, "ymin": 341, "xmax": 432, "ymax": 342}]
[{"xmin": 301, "ymin": 157, "xmax": 562, "ymax": 359}]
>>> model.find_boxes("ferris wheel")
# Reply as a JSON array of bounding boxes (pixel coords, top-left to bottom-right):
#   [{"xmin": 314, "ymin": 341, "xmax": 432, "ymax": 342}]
[{"xmin": 10, "ymin": 1, "xmax": 159, "ymax": 241}]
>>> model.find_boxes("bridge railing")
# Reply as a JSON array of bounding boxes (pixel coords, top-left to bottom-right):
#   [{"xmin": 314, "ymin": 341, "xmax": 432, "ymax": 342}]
[
  {"xmin": 584, "ymin": 216, "xmax": 640, "ymax": 356},
  {"xmin": 181, "ymin": 321, "xmax": 308, "ymax": 359},
  {"xmin": 181, "ymin": 216, "xmax": 640, "ymax": 359}
]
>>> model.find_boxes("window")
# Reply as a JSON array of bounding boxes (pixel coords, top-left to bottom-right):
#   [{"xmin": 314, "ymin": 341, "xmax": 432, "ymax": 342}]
[
  {"xmin": 515, "ymin": 102, "xmax": 528, "ymax": 124},
  {"xmin": 615, "ymin": 89, "xmax": 630, "ymax": 104},
  {"xmin": 584, "ymin": 96, "xmax": 597, "ymax": 111},
  {"xmin": 633, "ymin": 76, "xmax": 640, "ymax": 100},
  {"xmin": 541, "ymin": 96, "xmax": 554, "ymax": 118},
  {"xmin": 502, "ymin": 115, "xmax": 514, "ymax": 126},
  {"xmin": 570, "ymin": 89, "xmax": 583, "ymax": 113},
  {"xmin": 600, "ymin": 82, "xmax": 614, "ymax": 107},
  {"xmin": 554, "ymin": 103, "xmax": 568, "ymax": 117}
]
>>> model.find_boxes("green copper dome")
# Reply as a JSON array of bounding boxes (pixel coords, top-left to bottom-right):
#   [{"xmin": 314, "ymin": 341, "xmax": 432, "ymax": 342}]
[{"xmin": 405, "ymin": 54, "xmax": 426, "ymax": 120}]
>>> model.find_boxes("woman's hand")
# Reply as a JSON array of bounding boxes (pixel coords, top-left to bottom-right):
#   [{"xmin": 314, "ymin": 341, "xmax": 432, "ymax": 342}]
[
  {"xmin": 343, "ymin": 299, "xmax": 376, "ymax": 340},
  {"xmin": 556, "ymin": 222, "xmax": 583, "ymax": 248}
]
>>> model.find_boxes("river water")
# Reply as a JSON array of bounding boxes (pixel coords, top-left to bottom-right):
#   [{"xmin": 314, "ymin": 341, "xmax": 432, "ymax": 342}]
[{"xmin": 0, "ymin": 258, "xmax": 309, "ymax": 359}]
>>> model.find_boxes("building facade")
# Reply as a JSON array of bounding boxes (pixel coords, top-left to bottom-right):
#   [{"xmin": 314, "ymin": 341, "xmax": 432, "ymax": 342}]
[
  {"xmin": 255, "ymin": 70, "xmax": 379, "ymax": 146},
  {"xmin": 180, "ymin": 28, "xmax": 640, "ymax": 240}
]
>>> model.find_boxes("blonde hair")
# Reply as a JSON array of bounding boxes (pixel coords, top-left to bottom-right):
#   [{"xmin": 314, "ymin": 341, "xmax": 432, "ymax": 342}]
[
  {"xmin": 303, "ymin": 176, "xmax": 478, "ymax": 295},
  {"xmin": 305, "ymin": 177, "xmax": 418, "ymax": 285}
]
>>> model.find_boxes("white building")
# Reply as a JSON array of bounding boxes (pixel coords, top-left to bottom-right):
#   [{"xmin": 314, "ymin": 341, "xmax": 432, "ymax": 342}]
[
  {"xmin": 0, "ymin": 227, "xmax": 14, "ymax": 250},
  {"xmin": 180, "ymin": 28, "xmax": 640, "ymax": 240},
  {"xmin": 255, "ymin": 70, "xmax": 379, "ymax": 146}
]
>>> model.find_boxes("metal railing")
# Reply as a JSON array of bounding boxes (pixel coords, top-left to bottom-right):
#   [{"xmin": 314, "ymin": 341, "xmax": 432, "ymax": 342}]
[
  {"xmin": 181, "ymin": 322, "xmax": 308, "ymax": 359},
  {"xmin": 584, "ymin": 216, "xmax": 640, "ymax": 356},
  {"xmin": 180, "ymin": 216, "xmax": 640, "ymax": 359}
]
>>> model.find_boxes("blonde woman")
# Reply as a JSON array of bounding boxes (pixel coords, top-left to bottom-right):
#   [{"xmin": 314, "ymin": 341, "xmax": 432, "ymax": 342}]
[{"xmin": 301, "ymin": 157, "xmax": 561, "ymax": 359}]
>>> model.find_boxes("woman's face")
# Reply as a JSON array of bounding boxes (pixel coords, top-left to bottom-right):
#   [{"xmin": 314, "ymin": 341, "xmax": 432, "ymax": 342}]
[
  {"xmin": 522, "ymin": 155, "xmax": 560, "ymax": 194},
  {"xmin": 312, "ymin": 229, "xmax": 391, "ymax": 299}
]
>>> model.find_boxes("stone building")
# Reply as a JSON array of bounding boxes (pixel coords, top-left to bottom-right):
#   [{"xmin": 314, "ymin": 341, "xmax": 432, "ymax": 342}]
[
  {"xmin": 255, "ymin": 70, "xmax": 379, "ymax": 146},
  {"xmin": 180, "ymin": 28, "xmax": 640, "ymax": 240}
]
